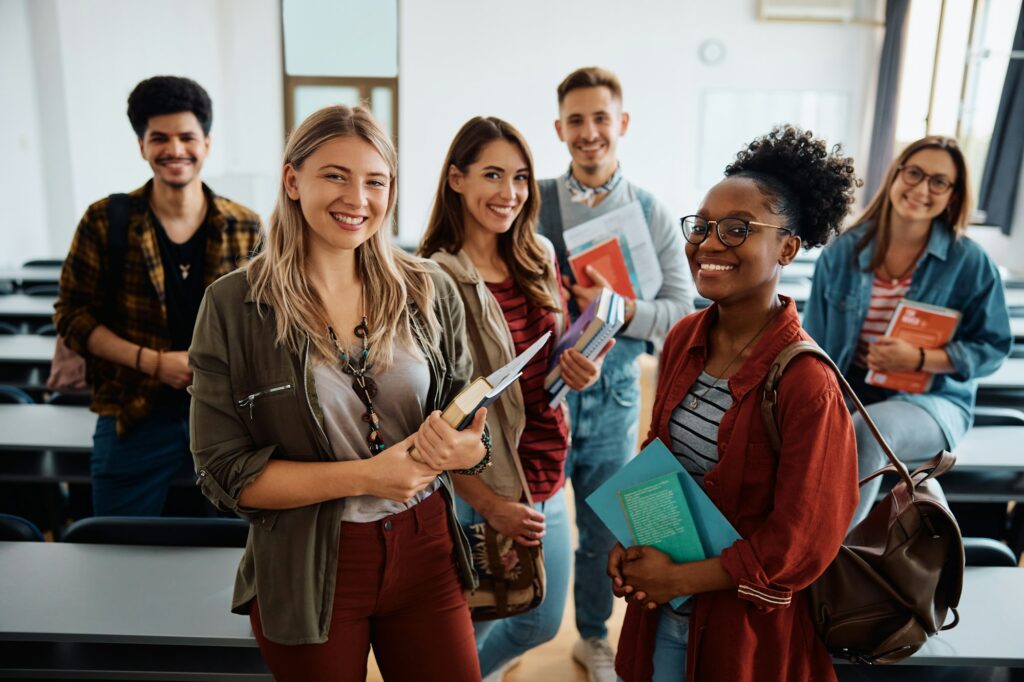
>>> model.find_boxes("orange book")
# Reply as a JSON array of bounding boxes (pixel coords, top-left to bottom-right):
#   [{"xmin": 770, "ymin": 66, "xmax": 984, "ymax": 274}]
[
  {"xmin": 866, "ymin": 300, "xmax": 960, "ymax": 393},
  {"xmin": 568, "ymin": 237, "xmax": 637, "ymax": 299}
]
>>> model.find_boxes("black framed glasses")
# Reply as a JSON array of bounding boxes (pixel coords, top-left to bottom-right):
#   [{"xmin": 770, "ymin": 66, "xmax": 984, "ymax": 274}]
[
  {"xmin": 680, "ymin": 215, "xmax": 793, "ymax": 248},
  {"xmin": 897, "ymin": 165, "xmax": 954, "ymax": 195}
]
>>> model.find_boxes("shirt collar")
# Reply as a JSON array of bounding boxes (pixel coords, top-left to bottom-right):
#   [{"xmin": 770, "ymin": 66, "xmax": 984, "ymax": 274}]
[
  {"xmin": 564, "ymin": 163, "xmax": 623, "ymax": 205},
  {"xmin": 856, "ymin": 218, "xmax": 954, "ymax": 270}
]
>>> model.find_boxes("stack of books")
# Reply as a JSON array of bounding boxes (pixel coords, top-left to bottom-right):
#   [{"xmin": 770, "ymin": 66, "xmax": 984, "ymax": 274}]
[{"xmin": 544, "ymin": 288, "xmax": 625, "ymax": 407}]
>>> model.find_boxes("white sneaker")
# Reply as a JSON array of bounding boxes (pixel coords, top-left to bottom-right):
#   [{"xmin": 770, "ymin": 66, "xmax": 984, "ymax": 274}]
[
  {"xmin": 481, "ymin": 655, "xmax": 522, "ymax": 682},
  {"xmin": 572, "ymin": 637, "xmax": 616, "ymax": 682}
]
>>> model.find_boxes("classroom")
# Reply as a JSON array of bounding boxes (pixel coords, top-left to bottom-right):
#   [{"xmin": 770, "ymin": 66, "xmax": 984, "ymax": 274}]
[{"xmin": 1, "ymin": 0, "xmax": 1023, "ymax": 680}]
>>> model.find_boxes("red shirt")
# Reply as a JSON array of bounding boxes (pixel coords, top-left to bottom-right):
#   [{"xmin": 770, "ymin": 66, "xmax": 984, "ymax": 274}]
[
  {"xmin": 616, "ymin": 297, "xmax": 859, "ymax": 682},
  {"xmin": 486, "ymin": 277, "xmax": 568, "ymax": 501}
]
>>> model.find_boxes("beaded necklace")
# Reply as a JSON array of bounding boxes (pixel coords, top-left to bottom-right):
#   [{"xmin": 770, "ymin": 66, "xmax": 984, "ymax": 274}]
[{"xmin": 327, "ymin": 310, "xmax": 385, "ymax": 455}]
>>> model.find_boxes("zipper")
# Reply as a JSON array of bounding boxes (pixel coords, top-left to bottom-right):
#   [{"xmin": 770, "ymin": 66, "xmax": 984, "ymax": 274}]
[
  {"xmin": 237, "ymin": 384, "xmax": 293, "ymax": 420},
  {"xmin": 302, "ymin": 335, "xmax": 331, "ymax": 451}
]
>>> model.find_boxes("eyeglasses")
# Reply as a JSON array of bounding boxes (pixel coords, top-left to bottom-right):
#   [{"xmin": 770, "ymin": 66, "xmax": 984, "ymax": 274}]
[
  {"xmin": 680, "ymin": 215, "xmax": 793, "ymax": 248},
  {"xmin": 897, "ymin": 165, "xmax": 954, "ymax": 195}
]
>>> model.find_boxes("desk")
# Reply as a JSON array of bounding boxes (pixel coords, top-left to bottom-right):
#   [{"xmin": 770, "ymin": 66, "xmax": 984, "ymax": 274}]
[
  {"xmin": 0, "ymin": 296, "xmax": 56, "ymax": 333},
  {"xmin": 0, "ymin": 405, "xmax": 94, "ymax": 484},
  {"xmin": 0, "ymin": 335, "xmax": 55, "ymax": 364},
  {"xmin": 979, "ymin": 358, "xmax": 1024, "ymax": 392},
  {"xmin": 0, "ymin": 267, "xmax": 62, "ymax": 288},
  {"xmin": 0, "ymin": 541, "xmax": 270, "ymax": 680}
]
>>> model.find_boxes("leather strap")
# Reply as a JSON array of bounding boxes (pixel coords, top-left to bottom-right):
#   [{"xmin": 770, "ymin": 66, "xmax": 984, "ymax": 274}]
[
  {"xmin": 761, "ymin": 341, "xmax": 918, "ymax": 492},
  {"xmin": 436, "ymin": 263, "xmax": 535, "ymax": 506}
]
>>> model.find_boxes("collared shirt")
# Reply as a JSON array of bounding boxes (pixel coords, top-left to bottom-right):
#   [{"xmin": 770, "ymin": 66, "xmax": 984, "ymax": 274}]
[
  {"xmin": 54, "ymin": 181, "xmax": 262, "ymax": 435},
  {"xmin": 617, "ymin": 298, "xmax": 859, "ymax": 682},
  {"xmin": 803, "ymin": 221, "xmax": 1012, "ymax": 447}
]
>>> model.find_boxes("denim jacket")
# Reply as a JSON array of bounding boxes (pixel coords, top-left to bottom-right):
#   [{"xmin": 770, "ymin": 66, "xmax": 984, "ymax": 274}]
[{"xmin": 803, "ymin": 221, "xmax": 1012, "ymax": 447}]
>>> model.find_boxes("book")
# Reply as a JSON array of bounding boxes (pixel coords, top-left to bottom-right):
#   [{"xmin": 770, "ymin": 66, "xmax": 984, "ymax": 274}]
[
  {"xmin": 618, "ymin": 472, "xmax": 705, "ymax": 564},
  {"xmin": 866, "ymin": 299, "xmax": 961, "ymax": 394},
  {"xmin": 585, "ymin": 438, "xmax": 740, "ymax": 608},
  {"xmin": 568, "ymin": 236, "xmax": 637, "ymax": 299},
  {"xmin": 440, "ymin": 331, "xmax": 551, "ymax": 430},
  {"xmin": 544, "ymin": 290, "xmax": 624, "ymax": 407}
]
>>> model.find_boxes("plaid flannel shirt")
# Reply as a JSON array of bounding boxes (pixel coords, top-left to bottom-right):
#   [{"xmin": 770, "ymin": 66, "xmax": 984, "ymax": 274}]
[{"xmin": 54, "ymin": 181, "xmax": 262, "ymax": 435}]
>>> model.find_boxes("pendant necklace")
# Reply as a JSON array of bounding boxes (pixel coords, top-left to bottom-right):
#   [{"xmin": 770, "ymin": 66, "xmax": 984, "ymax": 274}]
[
  {"xmin": 689, "ymin": 307, "xmax": 781, "ymax": 410},
  {"xmin": 178, "ymin": 264, "xmax": 191, "ymax": 280},
  {"xmin": 327, "ymin": 294, "xmax": 384, "ymax": 455},
  {"xmin": 879, "ymin": 240, "xmax": 927, "ymax": 285}
]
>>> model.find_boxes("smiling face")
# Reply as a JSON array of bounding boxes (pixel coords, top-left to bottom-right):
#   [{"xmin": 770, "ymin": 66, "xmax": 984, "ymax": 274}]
[
  {"xmin": 448, "ymin": 139, "xmax": 530, "ymax": 238},
  {"xmin": 555, "ymin": 86, "xmax": 629, "ymax": 179},
  {"xmin": 889, "ymin": 148, "xmax": 957, "ymax": 226},
  {"xmin": 138, "ymin": 112, "xmax": 210, "ymax": 189},
  {"xmin": 283, "ymin": 135, "xmax": 391, "ymax": 255},
  {"xmin": 686, "ymin": 176, "xmax": 799, "ymax": 306}
]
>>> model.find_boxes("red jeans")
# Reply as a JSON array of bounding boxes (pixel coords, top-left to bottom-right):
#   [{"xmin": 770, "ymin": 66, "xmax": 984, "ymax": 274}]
[{"xmin": 250, "ymin": 491, "xmax": 480, "ymax": 681}]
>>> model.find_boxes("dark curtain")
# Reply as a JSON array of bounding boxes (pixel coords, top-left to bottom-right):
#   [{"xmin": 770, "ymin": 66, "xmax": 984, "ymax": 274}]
[
  {"xmin": 979, "ymin": 5, "xmax": 1024, "ymax": 234},
  {"xmin": 866, "ymin": 0, "xmax": 911, "ymax": 200}
]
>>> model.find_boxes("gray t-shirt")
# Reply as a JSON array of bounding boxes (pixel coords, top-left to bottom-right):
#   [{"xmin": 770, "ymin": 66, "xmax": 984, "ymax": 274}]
[{"xmin": 313, "ymin": 340, "xmax": 438, "ymax": 522}]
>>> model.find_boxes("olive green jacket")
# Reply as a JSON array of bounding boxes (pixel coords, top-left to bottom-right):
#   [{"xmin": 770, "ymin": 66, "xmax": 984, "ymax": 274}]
[{"xmin": 188, "ymin": 264, "xmax": 476, "ymax": 645}]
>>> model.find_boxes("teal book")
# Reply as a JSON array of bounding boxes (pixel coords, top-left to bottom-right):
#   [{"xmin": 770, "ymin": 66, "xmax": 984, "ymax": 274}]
[
  {"xmin": 618, "ymin": 472, "xmax": 705, "ymax": 564},
  {"xmin": 585, "ymin": 438, "xmax": 741, "ymax": 608}
]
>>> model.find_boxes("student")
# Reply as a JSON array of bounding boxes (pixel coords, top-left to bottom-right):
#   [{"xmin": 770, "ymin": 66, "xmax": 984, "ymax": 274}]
[
  {"xmin": 803, "ymin": 135, "xmax": 1012, "ymax": 525},
  {"xmin": 189, "ymin": 105, "xmax": 488, "ymax": 682},
  {"xmin": 420, "ymin": 116, "xmax": 611, "ymax": 681},
  {"xmin": 612, "ymin": 126, "xmax": 860, "ymax": 681},
  {"xmin": 54, "ymin": 76, "xmax": 261, "ymax": 516},
  {"xmin": 535, "ymin": 66, "xmax": 695, "ymax": 681}
]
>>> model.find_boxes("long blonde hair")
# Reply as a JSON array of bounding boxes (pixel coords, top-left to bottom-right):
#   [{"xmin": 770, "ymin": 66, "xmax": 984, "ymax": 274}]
[
  {"xmin": 247, "ymin": 105, "xmax": 440, "ymax": 367},
  {"xmin": 854, "ymin": 135, "xmax": 973, "ymax": 272},
  {"xmin": 418, "ymin": 116, "xmax": 558, "ymax": 312}
]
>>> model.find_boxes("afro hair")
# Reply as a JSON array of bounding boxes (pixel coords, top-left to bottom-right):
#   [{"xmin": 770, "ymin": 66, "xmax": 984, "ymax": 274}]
[{"xmin": 127, "ymin": 76, "xmax": 212, "ymax": 138}]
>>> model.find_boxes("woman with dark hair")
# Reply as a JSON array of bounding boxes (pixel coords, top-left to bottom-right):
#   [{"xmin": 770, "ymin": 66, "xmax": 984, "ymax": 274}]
[
  {"xmin": 612, "ymin": 126, "xmax": 860, "ymax": 681},
  {"xmin": 804, "ymin": 135, "xmax": 1012, "ymax": 525},
  {"xmin": 419, "ymin": 116, "xmax": 610, "ymax": 680},
  {"xmin": 190, "ymin": 105, "xmax": 489, "ymax": 681}
]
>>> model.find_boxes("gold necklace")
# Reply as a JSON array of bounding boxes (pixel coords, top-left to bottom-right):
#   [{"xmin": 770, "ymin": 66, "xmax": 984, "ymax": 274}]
[{"xmin": 688, "ymin": 308, "xmax": 780, "ymax": 410}]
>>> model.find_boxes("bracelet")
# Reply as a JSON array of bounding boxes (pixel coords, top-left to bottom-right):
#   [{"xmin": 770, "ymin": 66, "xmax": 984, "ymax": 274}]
[
  {"xmin": 134, "ymin": 345, "xmax": 145, "ymax": 371},
  {"xmin": 152, "ymin": 350, "xmax": 163, "ymax": 379},
  {"xmin": 915, "ymin": 347, "xmax": 926, "ymax": 372},
  {"xmin": 454, "ymin": 426, "xmax": 493, "ymax": 476}
]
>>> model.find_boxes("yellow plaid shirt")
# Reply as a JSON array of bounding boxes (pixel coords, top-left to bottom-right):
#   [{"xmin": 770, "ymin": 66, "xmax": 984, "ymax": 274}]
[{"xmin": 55, "ymin": 181, "xmax": 262, "ymax": 435}]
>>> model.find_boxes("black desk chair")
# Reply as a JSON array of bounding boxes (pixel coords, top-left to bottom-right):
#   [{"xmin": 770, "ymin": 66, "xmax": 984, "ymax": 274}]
[
  {"xmin": 62, "ymin": 516, "xmax": 249, "ymax": 548},
  {"xmin": 0, "ymin": 514, "xmax": 45, "ymax": 541},
  {"xmin": 21, "ymin": 284, "xmax": 59, "ymax": 297},
  {"xmin": 21, "ymin": 259, "xmax": 63, "ymax": 268},
  {"xmin": 963, "ymin": 537, "xmax": 1018, "ymax": 567},
  {"xmin": 0, "ymin": 322, "xmax": 20, "ymax": 335}
]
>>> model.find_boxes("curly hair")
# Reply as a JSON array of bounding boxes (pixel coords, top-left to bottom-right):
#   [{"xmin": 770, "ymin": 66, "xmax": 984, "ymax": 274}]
[
  {"xmin": 127, "ymin": 76, "xmax": 212, "ymax": 138},
  {"xmin": 724, "ymin": 125, "xmax": 860, "ymax": 248}
]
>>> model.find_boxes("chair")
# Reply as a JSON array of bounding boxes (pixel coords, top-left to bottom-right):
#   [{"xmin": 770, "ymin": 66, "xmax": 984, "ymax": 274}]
[
  {"xmin": 0, "ymin": 514, "xmax": 45, "ymax": 541},
  {"xmin": 35, "ymin": 323, "xmax": 57, "ymax": 337},
  {"xmin": 972, "ymin": 406, "xmax": 1024, "ymax": 426},
  {"xmin": 963, "ymin": 536, "xmax": 1018, "ymax": 567},
  {"xmin": 0, "ymin": 322, "xmax": 20, "ymax": 335},
  {"xmin": 0, "ymin": 385, "xmax": 34, "ymax": 404},
  {"xmin": 21, "ymin": 284, "xmax": 59, "ymax": 297},
  {"xmin": 21, "ymin": 259, "xmax": 64, "ymax": 268},
  {"xmin": 62, "ymin": 516, "xmax": 249, "ymax": 548}
]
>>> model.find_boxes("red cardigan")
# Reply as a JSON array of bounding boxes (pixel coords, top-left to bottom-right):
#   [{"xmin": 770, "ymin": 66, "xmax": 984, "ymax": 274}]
[{"xmin": 616, "ymin": 298, "xmax": 859, "ymax": 682}]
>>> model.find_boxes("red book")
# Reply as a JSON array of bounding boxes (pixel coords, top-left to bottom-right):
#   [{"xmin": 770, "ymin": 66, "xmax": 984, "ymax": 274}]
[
  {"xmin": 568, "ymin": 237, "xmax": 637, "ymax": 299},
  {"xmin": 866, "ymin": 300, "xmax": 960, "ymax": 394}
]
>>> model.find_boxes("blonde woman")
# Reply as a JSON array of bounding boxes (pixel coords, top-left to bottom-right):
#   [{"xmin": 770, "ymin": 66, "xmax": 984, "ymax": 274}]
[{"xmin": 189, "ymin": 105, "xmax": 488, "ymax": 681}]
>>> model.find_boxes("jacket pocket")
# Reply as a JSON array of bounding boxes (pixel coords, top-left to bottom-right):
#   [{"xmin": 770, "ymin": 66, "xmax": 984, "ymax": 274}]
[
  {"xmin": 236, "ymin": 383, "xmax": 295, "ymax": 421},
  {"xmin": 824, "ymin": 287, "xmax": 857, "ymax": 313}
]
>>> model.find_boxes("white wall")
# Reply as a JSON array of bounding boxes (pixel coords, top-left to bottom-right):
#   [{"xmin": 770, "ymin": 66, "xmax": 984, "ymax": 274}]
[
  {"xmin": 398, "ymin": 0, "xmax": 881, "ymax": 245},
  {"xmin": 0, "ymin": 0, "xmax": 283, "ymax": 267}
]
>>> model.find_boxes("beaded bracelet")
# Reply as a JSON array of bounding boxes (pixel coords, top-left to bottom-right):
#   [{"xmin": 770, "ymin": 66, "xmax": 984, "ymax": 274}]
[{"xmin": 454, "ymin": 426, "xmax": 493, "ymax": 476}]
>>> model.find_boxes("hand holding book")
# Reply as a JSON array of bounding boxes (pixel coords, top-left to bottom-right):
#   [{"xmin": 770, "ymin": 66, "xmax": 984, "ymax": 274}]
[
  {"xmin": 557, "ymin": 341, "xmax": 615, "ymax": 392},
  {"xmin": 410, "ymin": 408, "xmax": 488, "ymax": 471}
]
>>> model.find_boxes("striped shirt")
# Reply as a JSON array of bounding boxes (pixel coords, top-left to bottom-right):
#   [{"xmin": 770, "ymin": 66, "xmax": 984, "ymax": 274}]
[
  {"xmin": 486, "ymin": 277, "xmax": 568, "ymax": 502},
  {"xmin": 668, "ymin": 371, "xmax": 733, "ymax": 484},
  {"xmin": 853, "ymin": 272, "xmax": 912, "ymax": 369}
]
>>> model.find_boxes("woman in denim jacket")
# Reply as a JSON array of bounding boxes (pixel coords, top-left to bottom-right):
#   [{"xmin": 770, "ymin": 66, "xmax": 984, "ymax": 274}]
[{"xmin": 804, "ymin": 135, "xmax": 1012, "ymax": 525}]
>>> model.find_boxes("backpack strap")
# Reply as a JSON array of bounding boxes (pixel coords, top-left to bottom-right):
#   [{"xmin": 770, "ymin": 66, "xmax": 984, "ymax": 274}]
[
  {"xmin": 537, "ymin": 180, "xmax": 572, "ymax": 284},
  {"xmin": 761, "ymin": 341, "xmax": 917, "ymax": 491},
  {"xmin": 104, "ymin": 193, "xmax": 133, "ymax": 325}
]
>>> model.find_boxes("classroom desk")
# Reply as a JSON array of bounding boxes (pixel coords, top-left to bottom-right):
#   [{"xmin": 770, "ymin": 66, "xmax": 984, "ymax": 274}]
[
  {"xmin": 939, "ymin": 426, "xmax": 1024, "ymax": 504},
  {"xmin": 0, "ymin": 266, "xmax": 62, "ymax": 288},
  {"xmin": 0, "ymin": 334, "xmax": 54, "ymax": 389},
  {"xmin": 0, "ymin": 405, "xmax": 94, "ymax": 483},
  {"xmin": 0, "ymin": 295, "xmax": 56, "ymax": 331},
  {"xmin": 978, "ymin": 358, "xmax": 1024, "ymax": 392},
  {"xmin": 0, "ymin": 541, "xmax": 270, "ymax": 680}
]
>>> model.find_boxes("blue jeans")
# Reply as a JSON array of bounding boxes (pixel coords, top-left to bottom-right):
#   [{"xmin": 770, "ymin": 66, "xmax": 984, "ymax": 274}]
[
  {"xmin": 91, "ymin": 404, "xmax": 193, "ymax": 516},
  {"xmin": 652, "ymin": 611, "xmax": 689, "ymax": 681},
  {"xmin": 457, "ymin": 487, "xmax": 572, "ymax": 677},
  {"xmin": 565, "ymin": 346, "xmax": 642, "ymax": 640}
]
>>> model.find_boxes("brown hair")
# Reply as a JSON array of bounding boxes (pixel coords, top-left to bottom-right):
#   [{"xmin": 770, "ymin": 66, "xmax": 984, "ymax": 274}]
[
  {"xmin": 247, "ymin": 105, "xmax": 440, "ymax": 367},
  {"xmin": 418, "ymin": 116, "xmax": 558, "ymax": 312},
  {"xmin": 854, "ymin": 135, "xmax": 972, "ymax": 272},
  {"xmin": 557, "ymin": 66, "xmax": 623, "ymax": 106}
]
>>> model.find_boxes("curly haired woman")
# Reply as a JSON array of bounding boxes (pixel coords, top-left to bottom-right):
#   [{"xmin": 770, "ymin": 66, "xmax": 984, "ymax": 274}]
[{"xmin": 612, "ymin": 126, "xmax": 861, "ymax": 681}]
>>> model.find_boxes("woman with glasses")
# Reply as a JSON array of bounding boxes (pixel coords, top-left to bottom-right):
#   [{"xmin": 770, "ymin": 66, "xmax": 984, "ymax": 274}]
[
  {"xmin": 612, "ymin": 125, "xmax": 860, "ymax": 681},
  {"xmin": 804, "ymin": 135, "xmax": 1012, "ymax": 526}
]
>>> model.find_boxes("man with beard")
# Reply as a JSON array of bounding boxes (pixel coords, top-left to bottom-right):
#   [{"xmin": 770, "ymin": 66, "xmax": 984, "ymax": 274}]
[
  {"xmin": 536, "ymin": 66, "xmax": 694, "ymax": 682},
  {"xmin": 54, "ymin": 76, "xmax": 261, "ymax": 516}
]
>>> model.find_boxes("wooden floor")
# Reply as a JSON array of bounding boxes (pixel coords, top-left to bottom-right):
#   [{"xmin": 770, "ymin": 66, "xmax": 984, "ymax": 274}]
[{"xmin": 367, "ymin": 354, "xmax": 659, "ymax": 682}]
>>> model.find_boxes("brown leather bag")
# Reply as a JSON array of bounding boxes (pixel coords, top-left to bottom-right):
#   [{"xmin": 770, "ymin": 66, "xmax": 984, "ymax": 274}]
[{"xmin": 762, "ymin": 341, "xmax": 964, "ymax": 664}]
